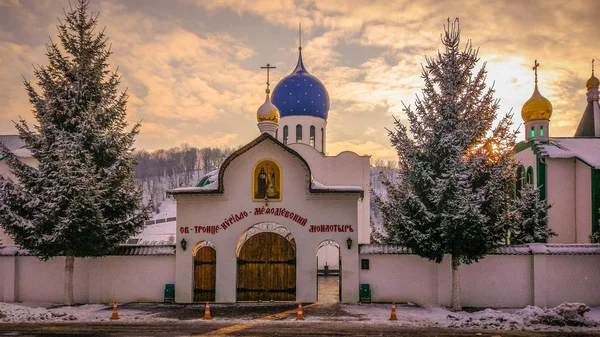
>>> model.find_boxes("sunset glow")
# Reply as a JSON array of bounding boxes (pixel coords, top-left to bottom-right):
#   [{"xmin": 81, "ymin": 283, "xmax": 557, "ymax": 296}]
[{"xmin": 0, "ymin": 0, "xmax": 597, "ymax": 162}]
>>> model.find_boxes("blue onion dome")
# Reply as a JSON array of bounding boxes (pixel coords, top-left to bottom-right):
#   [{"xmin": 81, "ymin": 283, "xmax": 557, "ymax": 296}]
[{"xmin": 272, "ymin": 48, "xmax": 330, "ymax": 120}]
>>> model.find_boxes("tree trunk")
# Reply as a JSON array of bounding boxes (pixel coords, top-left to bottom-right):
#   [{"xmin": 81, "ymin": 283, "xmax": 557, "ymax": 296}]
[
  {"xmin": 451, "ymin": 254, "xmax": 461, "ymax": 311},
  {"xmin": 64, "ymin": 255, "xmax": 75, "ymax": 305}
]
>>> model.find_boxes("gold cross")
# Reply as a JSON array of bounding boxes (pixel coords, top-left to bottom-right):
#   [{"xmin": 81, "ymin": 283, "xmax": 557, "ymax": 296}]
[
  {"xmin": 593, "ymin": 59, "xmax": 595, "ymax": 75},
  {"xmin": 533, "ymin": 60, "xmax": 540, "ymax": 83},
  {"xmin": 260, "ymin": 63, "xmax": 276, "ymax": 93}
]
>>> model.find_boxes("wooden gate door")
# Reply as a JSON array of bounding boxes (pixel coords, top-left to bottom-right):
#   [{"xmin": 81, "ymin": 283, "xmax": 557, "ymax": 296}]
[
  {"xmin": 194, "ymin": 246, "xmax": 216, "ymax": 302},
  {"xmin": 237, "ymin": 232, "xmax": 296, "ymax": 301}
]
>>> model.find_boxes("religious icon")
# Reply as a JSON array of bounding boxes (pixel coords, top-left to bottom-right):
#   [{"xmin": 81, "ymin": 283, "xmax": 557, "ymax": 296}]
[{"xmin": 253, "ymin": 160, "xmax": 281, "ymax": 201}]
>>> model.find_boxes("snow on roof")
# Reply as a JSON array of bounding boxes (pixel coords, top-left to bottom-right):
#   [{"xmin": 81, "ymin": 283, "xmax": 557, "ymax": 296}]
[
  {"xmin": 12, "ymin": 148, "xmax": 32, "ymax": 157},
  {"xmin": 311, "ymin": 180, "xmax": 363, "ymax": 193},
  {"xmin": 0, "ymin": 135, "xmax": 26, "ymax": 151},
  {"xmin": 540, "ymin": 138, "xmax": 600, "ymax": 168},
  {"xmin": 359, "ymin": 243, "xmax": 600, "ymax": 255},
  {"xmin": 196, "ymin": 169, "xmax": 219, "ymax": 188},
  {"xmin": 0, "ymin": 245, "xmax": 175, "ymax": 256}
]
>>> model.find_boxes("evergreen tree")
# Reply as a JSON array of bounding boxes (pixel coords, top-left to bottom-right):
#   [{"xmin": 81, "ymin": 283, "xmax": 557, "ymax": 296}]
[
  {"xmin": 507, "ymin": 185, "xmax": 555, "ymax": 244},
  {"xmin": 0, "ymin": 0, "xmax": 150, "ymax": 305},
  {"xmin": 377, "ymin": 19, "xmax": 517, "ymax": 310},
  {"xmin": 591, "ymin": 209, "xmax": 600, "ymax": 243}
]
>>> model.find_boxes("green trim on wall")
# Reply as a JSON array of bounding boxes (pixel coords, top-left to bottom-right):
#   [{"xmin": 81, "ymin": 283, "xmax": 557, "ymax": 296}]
[
  {"xmin": 536, "ymin": 157, "xmax": 546, "ymax": 201},
  {"xmin": 536, "ymin": 153, "xmax": 547, "ymax": 243},
  {"xmin": 0, "ymin": 153, "xmax": 7, "ymax": 161},
  {"xmin": 592, "ymin": 169, "xmax": 600, "ymax": 235},
  {"xmin": 514, "ymin": 141, "xmax": 533, "ymax": 153}
]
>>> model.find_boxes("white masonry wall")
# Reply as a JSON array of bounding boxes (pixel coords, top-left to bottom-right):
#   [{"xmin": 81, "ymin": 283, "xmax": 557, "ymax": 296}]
[
  {"xmin": 359, "ymin": 244, "xmax": 600, "ymax": 308},
  {"xmin": 0, "ymin": 255, "xmax": 175, "ymax": 303}
]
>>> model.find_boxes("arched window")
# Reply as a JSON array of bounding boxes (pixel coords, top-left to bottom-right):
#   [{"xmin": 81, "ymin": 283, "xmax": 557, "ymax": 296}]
[
  {"xmin": 321, "ymin": 128, "xmax": 324, "ymax": 153},
  {"xmin": 530, "ymin": 126, "xmax": 535, "ymax": 138},
  {"xmin": 275, "ymin": 129, "xmax": 278, "ymax": 139},
  {"xmin": 309, "ymin": 126, "xmax": 315, "ymax": 147},
  {"xmin": 526, "ymin": 167, "xmax": 534, "ymax": 185},
  {"xmin": 296, "ymin": 124, "xmax": 303, "ymax": 143},
  {"xmin": 283, "ymin": 126, "xmax": 288, "ymax": 144},
  {"xmin": 540, "ymin": 126, "xmax": 544, "ymax": 137},
  {"xmin": 515, "ymin": 165, "xmax": 525, "ymax": 198}
]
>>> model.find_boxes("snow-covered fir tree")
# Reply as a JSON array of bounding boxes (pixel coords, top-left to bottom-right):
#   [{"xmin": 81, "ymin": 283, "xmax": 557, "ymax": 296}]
[
  {"xmin": 377, "ymin": 19, "xmax": 518, "ymax": 311},
  {"xmin": 0, "ymin": 0, "xmax": 150, "ymax": 305},
  {"xmin": 507, "ymin": 185, "xmax": 555, "ymax": 244}
]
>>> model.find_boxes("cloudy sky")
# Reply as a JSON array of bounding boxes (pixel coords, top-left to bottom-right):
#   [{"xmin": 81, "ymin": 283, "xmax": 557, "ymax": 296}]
[{"xmin": 0, "ymin": 0, "xmax": 598, "ymax": 162}]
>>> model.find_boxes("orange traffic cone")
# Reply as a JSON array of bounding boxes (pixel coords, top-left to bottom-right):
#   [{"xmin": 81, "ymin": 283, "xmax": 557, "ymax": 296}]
[
  {"xmin": 110, "ymin": 301, "xmax": 120, "ymax": 320},
  {"xmin": 296, "ymin": 302, "xmax": 305, "ymax": 320},
  {"xmin": 389, "ymin": 302, "xmax": 398, "ymax": 321},
  {"xmin": 203, "ymin": 301, "xmax": 212, "ymax": 320}
]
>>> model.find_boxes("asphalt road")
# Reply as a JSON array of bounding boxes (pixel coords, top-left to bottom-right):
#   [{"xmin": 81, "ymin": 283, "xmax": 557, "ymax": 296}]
[{"xmin": 2, "ymin": 321, "xmax": 600, "ymax": 337}]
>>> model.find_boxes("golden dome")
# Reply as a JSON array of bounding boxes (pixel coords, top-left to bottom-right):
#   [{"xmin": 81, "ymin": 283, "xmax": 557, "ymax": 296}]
[
  {"xmin": 586, "ymin": 74, "xmax": 599, "ymax": 89},
  {"xmin": 521, "ymin": 83, "xmax": 553, "ymax": 122},
  {"xmin": 257, "ymin": 92, "xmax": 279, "ymax": 124}
]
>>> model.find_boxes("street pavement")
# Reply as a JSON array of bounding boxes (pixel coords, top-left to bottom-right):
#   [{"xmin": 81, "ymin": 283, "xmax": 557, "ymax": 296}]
[{"xmin": 1, "ymin": 302, "xmax": 600, "ymax": 337}]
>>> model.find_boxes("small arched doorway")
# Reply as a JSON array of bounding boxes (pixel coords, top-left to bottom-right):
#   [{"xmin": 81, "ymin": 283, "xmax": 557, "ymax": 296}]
[
  {"xmin": 316, "ymin": 240, "xmax": 341, "ymax": 302},
  {"xmin": 193, "ymin": 241, "xmax": 216, "ymax": 302},
  {"xmin": 236, "ymin": 223, "xmax": 296, "ymax": 301}
]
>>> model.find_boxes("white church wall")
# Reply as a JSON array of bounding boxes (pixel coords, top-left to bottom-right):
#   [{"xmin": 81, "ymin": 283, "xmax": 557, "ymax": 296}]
[
  {"xmin": 289, "ymin": 145, "xmax": 371, "ymax": 244},
  {"xmin": 174, "ymin": 140, "xmax": 360, "ymax": 303},
  {"xmin": 547, "ymin": 158, "xmax": 576, "ymax": 243},
  {"xmin": 359, "ymin": 254, "xmax": 438, "ymax": 304},
  {"xmin": 514, "ymin": 147, "xmax": 537, "ymax": 177},
  {"xmin": 0, "ymin": 255, "xmax": 175, "ymax": 303},
  {"xmin": 544, "ymin": 255, "xmax": 600, "ymax": 306},
  {"xmin": 359, "ymin": 250, "xmax": 600, "ymax": 307},
  {"xmin": 454, "ymin": 255, "xmax": 532, "ymax": 308},
  {"xmin": 575, "ymin": 160, "xmax": 592, "ymax": 243}
]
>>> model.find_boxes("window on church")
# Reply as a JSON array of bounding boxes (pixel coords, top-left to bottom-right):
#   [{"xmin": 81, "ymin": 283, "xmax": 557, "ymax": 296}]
[
  {"xmin": 296, "ymin": 124, "xmax": 302, "ymax": 143},
  {"xmin": 283, "ymin": 126, "xmax": 288, "ymax": 144},
  {"xmin": 526, "ymin": 167, "xmax": 533, "ymax": 185},
  {"xmin": 321, "ymin": 128, "xmax": 324, "ymax": 153},
  {"xmin": 275, "ymin": 129, "xmax": 278, "ymax": 139},
  {"xmin": 515, "ymin": 165, "xmax": 525, "ymax": 198},
  {"xmin": 540, "ymin": 126, "xmax": 544, "ymax": 136},
  {"xmin": 530, "ymin": 126, "xmax": 535, "ymax": 138},
  {"xmin": 310, "ymin": 126, "xmax": 315, "ymax": 147}
]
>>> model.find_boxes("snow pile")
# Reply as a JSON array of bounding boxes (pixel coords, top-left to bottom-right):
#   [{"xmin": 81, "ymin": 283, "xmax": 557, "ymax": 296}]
[
  {"xmin": 447, "ymin": 308, "xmax": 521, "ymax": 330},
  {"xmin": 0, "ymin": 303, "xmax": 77, "ymax": 322},
  {"xmin": 518, "ymin": 303, "xmax": 598, "ymax": 327},
  {"xmin": 447, "ymin": 303, "xmax": 598, "ymax": 330},
  {"xmin": 0, "ymin": 303, "xmax": 165, "ymax": 323}
]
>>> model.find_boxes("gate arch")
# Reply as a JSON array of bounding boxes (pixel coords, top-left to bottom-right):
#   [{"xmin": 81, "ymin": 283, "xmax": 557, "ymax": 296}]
[
  {"xmin": 193, "ymin": 241, "xmax": 216, "ymax": 302},
  {"xmin": 317, "ymin": 239, "xmax": 341, "ymax": 302},
  {"xmin": 236, "ymin": 223, "xmax": 296, "ymax": 301}
]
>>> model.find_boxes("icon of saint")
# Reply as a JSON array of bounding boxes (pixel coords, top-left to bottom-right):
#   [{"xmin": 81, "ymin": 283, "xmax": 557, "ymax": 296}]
[{"xmin": 257, "ymin": 167, "xmax": 267, "ymax": 199}]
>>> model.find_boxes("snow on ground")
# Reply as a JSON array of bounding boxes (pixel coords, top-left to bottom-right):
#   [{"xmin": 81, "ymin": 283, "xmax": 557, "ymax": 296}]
[
  {"xmin": 341, "ymin": 302, "xmax": 600, "ymax": 332},
  {"xmin": 130, "ymin": 197, "xmax": 177, "ymax": 244},
  {"xmin": 0, "ymin": 302, "xmax": 180, "ymax": 323},
  {"xmin": 152, "ymin": 197, "xmax": 177, "ymax": 220},
  {"xmin": 0, "ymin": 302, "xmax": 157, "ymax": 323},
  {"xmin": 2, "ymin": 301, "xmax": 600, "ymax": 332}
]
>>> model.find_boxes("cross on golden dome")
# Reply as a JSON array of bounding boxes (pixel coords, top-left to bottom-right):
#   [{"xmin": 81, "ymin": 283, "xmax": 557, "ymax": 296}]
[
  {"xmin": 521, "ymin": 59, "xmax": 553, "ymax": 123},
  {"xmin": 533, "ymin": 60, "xmax": 539, "ymax": 84},
  {"xmin": 260, "ymin": 63, "xmax": 276, "ymax": 94},
  {"xmin": 587, "ymin": 59, "xmax": 599, "ymax": 89}
]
